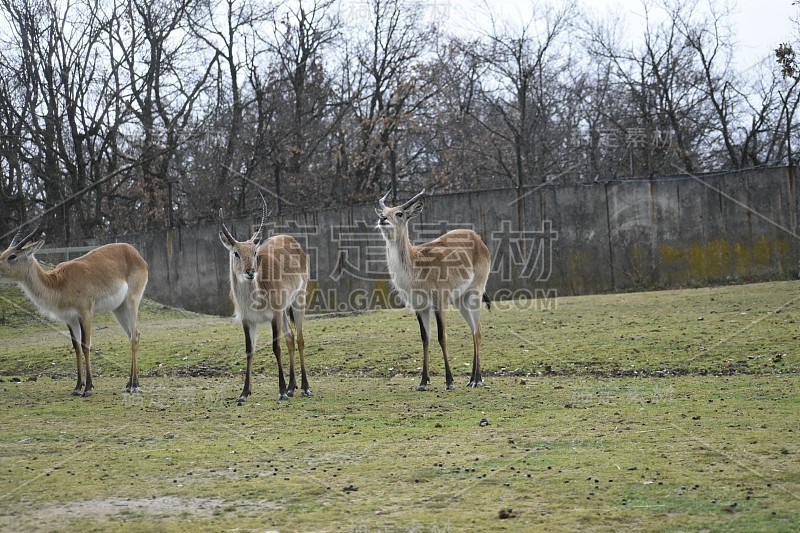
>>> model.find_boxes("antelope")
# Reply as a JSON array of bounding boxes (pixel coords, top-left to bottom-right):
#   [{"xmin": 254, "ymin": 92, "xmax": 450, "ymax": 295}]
[
  {"xmin": 219, "ymin": 194, "xmax": 310, "ymax": 402},
  {"xmin": 376, "ymin": 190, "xmax": 491, "ymax": 390},
  {"xmin": 0, "ymin": 226, "xmax": 148, "ymax": 396}
]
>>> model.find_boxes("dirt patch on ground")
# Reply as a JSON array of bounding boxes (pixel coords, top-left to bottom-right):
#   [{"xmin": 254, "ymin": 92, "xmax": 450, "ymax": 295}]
[{"xmin": 0, "ymin": 496, "xmax": 281, "ymax": 530}]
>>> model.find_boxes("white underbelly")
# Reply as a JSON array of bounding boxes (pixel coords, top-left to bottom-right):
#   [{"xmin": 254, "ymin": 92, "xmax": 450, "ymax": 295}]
[
  {"xmin": 94, "ymin": 284, "xmax": 129, "ymax": 312},
  {"xmin": 449, "ymin": 277, "xmax": 475, "ymax": 302},
  {"xmin": 239, "ymin": 306, "xmax": 274, "ymax": 325}
]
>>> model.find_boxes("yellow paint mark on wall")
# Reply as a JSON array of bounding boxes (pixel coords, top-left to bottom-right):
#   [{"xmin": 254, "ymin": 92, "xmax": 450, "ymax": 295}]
[
  {"xmin": 734, "ymin": 242, "xmax": 752, "ymax": 277},
  {"xmin": 660, "ymin": 238, "xmax": 792, "ymax": 281},
  {"xmin": 752, "ymin": 236, "xmax": 771, "ymax": 266},
  {"xmin": 372, "ymin": 279, "xmax": 390, "ymax": 302},
  {"xmin": 660, "ymin": 243, "xmax": 684, "ymax": 262},
  {"xmin": 704, "ymin": 240, "xmax": 731, "ymax": 278},
  {"xmin": 306, "ymin": 279, "xmax": 320, "ymax": 307}
]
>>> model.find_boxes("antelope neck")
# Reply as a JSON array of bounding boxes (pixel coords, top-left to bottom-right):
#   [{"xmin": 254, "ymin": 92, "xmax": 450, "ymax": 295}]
[{"xmin": 386, "ymin": 225, "xmax": 413, "ymax": 265}]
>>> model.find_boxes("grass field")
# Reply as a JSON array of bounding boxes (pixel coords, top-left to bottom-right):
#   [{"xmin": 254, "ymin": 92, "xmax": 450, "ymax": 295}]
[{"xmin": 0, "ymin": 280, "xmax": 798, "ymax": 532}]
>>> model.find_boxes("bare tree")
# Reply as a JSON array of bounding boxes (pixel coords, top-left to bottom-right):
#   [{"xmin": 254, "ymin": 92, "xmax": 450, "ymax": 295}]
[
  {"xmin": 112, "ymin": 0, "xmax": 218, "ymax": 230},
  {"xmin": 423, "ymin": 36, "xmax": 492, "ymax": 191},
  {"xmin": 0, "ymin": 76, "xmax": 26, "ymax": 237},
  {"xmin": 470, "ymin": 1, "xmax": 577, "ymax": 187},
  {"xmin": 773, "ymin": 7, "xmax": 800, "ymax": 167},
  {"xmin": 338, "ymin": 0, "xmax": 437, "ymax": 201},
  {"xmin": 0, "ymin": 0, "xmax": 129, "ymax": 240},
  {"xmin": 579, "ymin": 0, "xmax": 720, "ymax": 177},
  {"xmin": 187, "ymin": 0, "xmax": 275, "ymax": 216},
  {"xmin": 0, "ymin": 0, "xmax": 66, "ymax": 238},
  {"xmin": 251, "ymin": 0, "xmax": 343, "ymax": 213},
  {"xmin": 0, "ymin": 0, "xmax": 797, "ymax": 243},
  {"xmin": 671, "ymin": 1, "xmax": 757, "ymax": 169}
]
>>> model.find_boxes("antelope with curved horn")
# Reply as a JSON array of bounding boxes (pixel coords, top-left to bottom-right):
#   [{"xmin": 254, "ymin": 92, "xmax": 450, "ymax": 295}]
[
  {"xmin": 0, "ymin": 225, "xmax": 148, "ymax": 396},
  {"xmin": 219, "ymin": 194, "xmax": 310, "ymax": 402},
  {"xmin": 376, "ymin": 190, "xmax": 491, "ymax": 390}
]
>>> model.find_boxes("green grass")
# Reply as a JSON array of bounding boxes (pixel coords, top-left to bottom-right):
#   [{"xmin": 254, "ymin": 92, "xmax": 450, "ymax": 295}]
[
  {"xmin": 0, "ymin": 280, "xmax": 798, "ymax": 531},
  {"xmin": 2, "ymin": 280, "xmax": 798, "ymax": 379}
]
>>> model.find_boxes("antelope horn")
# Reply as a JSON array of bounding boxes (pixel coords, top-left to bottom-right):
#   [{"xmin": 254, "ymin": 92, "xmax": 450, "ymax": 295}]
[
  {"xmin": 10, "ymin": 223, "xmax": 40, "ymax": 249},
  {"xmin": 378, "ymin": 189, "xmax": 392, "ymax": 209},
  {"xmin": 401, "ymin": 189, "xmax": 426, "ymax": 210},
  {"xmin": 253, "ymin": 192, "xmax": 271, "ymax": 241},
  {"xmin": 9, "ymin": 227, "xmax": 24, "ymax": 248},
  {"xmin": 219, "ymin": 208, "xmax": 235, "ymax": 242}
]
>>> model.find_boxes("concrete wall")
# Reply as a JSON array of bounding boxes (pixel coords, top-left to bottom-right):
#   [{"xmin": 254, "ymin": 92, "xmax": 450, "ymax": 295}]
[{"xmin": 74, "ymin": 166, "xmax": 798, "ymax": 315}]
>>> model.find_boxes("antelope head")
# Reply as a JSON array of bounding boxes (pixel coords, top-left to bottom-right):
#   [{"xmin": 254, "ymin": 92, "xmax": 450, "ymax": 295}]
[
  {"xmin": 0, "ymin": 225, "xmax": 44, "ymax": 280},
  {"xmin": 375, "ymin": 189, "xmax": 425, "ymax": 240},
  {"xmin": 219, "ymin": 194, "xmax": 270, "ymax": 282}
]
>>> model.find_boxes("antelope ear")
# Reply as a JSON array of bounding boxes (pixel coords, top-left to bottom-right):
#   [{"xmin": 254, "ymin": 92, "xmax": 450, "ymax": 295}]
[
  {"xmin": 18, "ymin": 240, "xmax": 45, "ymax": 257},
  {"xmin": 407, "ymin": 201, "xmax": 424, "ymax": 218}
]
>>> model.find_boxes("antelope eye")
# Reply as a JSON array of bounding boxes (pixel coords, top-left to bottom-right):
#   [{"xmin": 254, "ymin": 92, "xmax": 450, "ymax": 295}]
[
  {"xmin": 7, "ymin": 254, "xmax": 17, "ymax": 261},
  {"xmin": 233, "ymin": 251, "xmax": 240, "ymax": 259},
  {"xmin": 396, "ymin": 211, "xmax": 404, "ymax": 218}
]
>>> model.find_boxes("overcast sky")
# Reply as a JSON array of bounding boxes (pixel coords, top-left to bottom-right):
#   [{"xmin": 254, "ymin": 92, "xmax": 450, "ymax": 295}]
[
  {"xmin": 395, "ymin": 0, "xmax": 798, "ymax": 72},
  {"xmin": 585, "ymin": 0, "xmax": 796, "ymax": 71}
]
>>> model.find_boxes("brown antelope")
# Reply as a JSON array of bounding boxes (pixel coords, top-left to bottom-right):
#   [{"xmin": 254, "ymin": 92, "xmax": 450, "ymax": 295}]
[
  {"xmin": 0, "ymin": 226, "xmax": 148, "ymax": 396},
  {"xmin": 376, "ymin": 190, "xmax": 491, "ymax": 390},
  {"xmin": 219, "ymin": 195, "xmax": 310, "ymax": 402}
]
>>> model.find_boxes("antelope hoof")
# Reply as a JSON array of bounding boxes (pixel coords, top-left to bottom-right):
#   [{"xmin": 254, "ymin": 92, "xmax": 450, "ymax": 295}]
[
  {"xmin": 416, "ymin": 384, "xmax": 429, "ymax": 392},
  {"xmin": 446, "ymin": 383, "xmax": 456, "ymax": 391},
  {"xmin": 236, "ymin": 395, "xmax": 249, "ymax": 404},
  {"xmin": 302, "ymin": 389, "xmax": 313, "ymax": 398},
  {"xmin": 71, "ymin": 389, "xmax": 82, "ymax": 396},
  {"xmin": 286, "ymin": 387, "xmax": 296, "ymax": 398},
  {"xmin": 467, "ymin": 381, "xmax": 484, "ymax": 388},
  {"xmin": 278, "ymin": 392, "xmax": 290, "ymax": 401},
  {"xmin": 81, "ymin": 389, "xmax": 94, "ymax": 397},
  {"xmin": 125, "ymin": 386, "xmax": 143, "ymax": 394}
]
